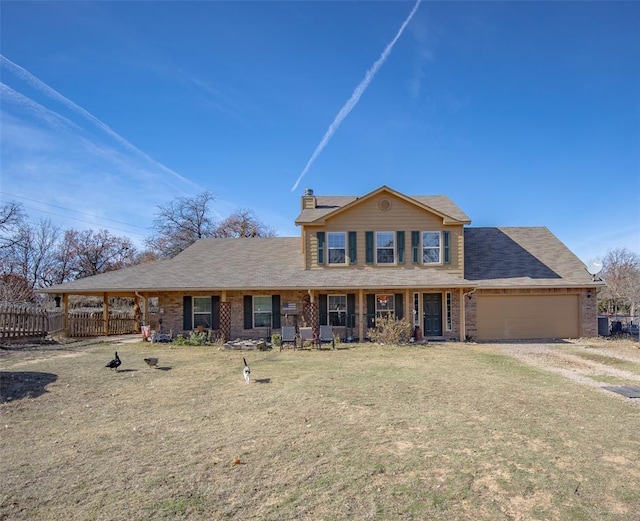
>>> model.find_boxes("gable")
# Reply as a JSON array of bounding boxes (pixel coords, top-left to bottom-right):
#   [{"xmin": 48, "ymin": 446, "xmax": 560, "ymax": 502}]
[
  {"xmin": 321, "ymin": 191, "xmax": 449, "ymax": 230},
  {"xmin": 295, "ymin": 186, "xmax": 470, "ymax": 226}
]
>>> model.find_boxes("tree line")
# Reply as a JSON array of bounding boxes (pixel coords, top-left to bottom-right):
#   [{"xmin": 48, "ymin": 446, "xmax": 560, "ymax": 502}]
[
  {"xmin": 0, "ymin": 191, "xmax": 275, "ymax": 303},
  {"xmin": 1, "ymin": 191, "xmax": 638, "ymax": 317}
]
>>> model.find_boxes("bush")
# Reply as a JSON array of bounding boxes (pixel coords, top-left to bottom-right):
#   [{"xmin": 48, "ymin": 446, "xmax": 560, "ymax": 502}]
[
  {"xmin": 173, "ymin": 331, "xmax": 211, "ymax": 346},
  {"xmin": 368, "ymin": 315, "xmax": 413, "ymax": 345}
]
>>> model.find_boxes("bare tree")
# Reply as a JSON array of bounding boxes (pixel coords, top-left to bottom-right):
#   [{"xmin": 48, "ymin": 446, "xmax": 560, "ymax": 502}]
[
  {"xmin": 13, "ymin": 219, "xmax": 61, "ymax": 290},
  {"xmin": 0, "ymin": 209, "xmax": 60, "ymax": 302},
  {"xmin": 60, "ymin": 229, "xmax": 137, "ymax": 279},
  {"xmin": 0, "ymin": 202, "xmax": 26, "ymax": 262},
  {"xmin": 599, "ymin": 247, "xmax": 640, "ymax": 316},
  {"xmin": 213, "ymin": 209, "xmax": 277, "ymax": 238},
  {"xmin": 146, "ymin": 191, "xmax": 217, "ymax": 258},
  {"xmin": 0, "ymin": 273, "xmax": 34, "ymax": 303}
]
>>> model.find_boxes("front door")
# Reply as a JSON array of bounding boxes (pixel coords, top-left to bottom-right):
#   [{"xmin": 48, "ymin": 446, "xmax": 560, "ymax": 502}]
[{"xmin": 423, "ymin": 293, "xmax": 442, "ymax": 337}]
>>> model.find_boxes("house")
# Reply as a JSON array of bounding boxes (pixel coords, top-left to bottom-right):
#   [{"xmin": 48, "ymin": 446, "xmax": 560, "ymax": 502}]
[{"xmin": 41, "ymin": 186, "xmax": 600, "ymax": 341}]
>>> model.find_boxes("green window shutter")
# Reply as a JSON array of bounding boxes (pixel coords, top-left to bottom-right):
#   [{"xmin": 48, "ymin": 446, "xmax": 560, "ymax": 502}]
[
  {"xmin": 348, "ymin": 231, "xmax": 357, "ymax": 264},
  {"xmin": 366, "ymin": 293, "xmax": 376, "ymax": 328},
  {"xmin": 365, "ymin": 231, "xmax": 374, "ymax": 264},
  {"xmin": 317, "ymin": 232, "xmax": 325, "ymax": 265},
  {"xmin": 397, "ymin": 231, "xmax": 405, "ymax": 264},
  {"xmin": 319, "ymin": 294, "xmax": 328, "ymax": 326},
  {"xmin": 244, "ymin": 295, "xmax": 253, "ymax": 329},
  {"xmin": 211, "ymin": 296, "xmax": 220, "ymax": 329},
  {"xmin": 272, "ymin": 295, "xmax": 281, "ymax": 329},
  {"xmin": 183, "ymin": 296, "xmax": 193, "ymax": 330},
  {"xmin": 411, "ymin": 231, "xmax": 420, "ymax": 264},
  {"xmin": 443, "ymin": 231, "xmax": 451, "ymax": 264},
  {"xmin": 395, "ymin": 293, "xmax": 404, "ymax": 320},
  {"xmin": 347, "ymin": 293, "xmax": 356, "ymax": 328}
]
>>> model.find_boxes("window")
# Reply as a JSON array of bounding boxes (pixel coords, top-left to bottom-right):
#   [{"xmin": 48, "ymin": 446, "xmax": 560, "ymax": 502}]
[
  {"xmin": 328, "ymin": 232, "xmax": 346, "ymax": 264},
  {"xmin": 376, "ymin": 294, "xmax": 395, "ymax": 317},
  {"xmin": 413, "ymin": 292, "xmax": 419, "ymax": 327},
  {"xmin": 328, "ymin": 294, "xmax": 347, "ymax": 326},
  {"xmin": 422, "ymin": 232, "xmax": 441, "ymax": 264},
  {"xmin": 376, "ymin": 232, "xmax": 395, "ymax": 264},
  {"xmin": 193, "ymin": 297, "xmax": 212, "ymax": 328},
  {"xmin": 253, "ymin": 296, "xmax": 272, "ymax": 328}
]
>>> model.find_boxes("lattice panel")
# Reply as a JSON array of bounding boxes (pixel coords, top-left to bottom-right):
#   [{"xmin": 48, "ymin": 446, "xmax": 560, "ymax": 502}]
[
  {"xmin": 303, "ymin": 302, "xmax": 319, "ymax": 333},
  {"xmin": 219, "ymin": 302, "xmax": 231, "ymax": 342}
]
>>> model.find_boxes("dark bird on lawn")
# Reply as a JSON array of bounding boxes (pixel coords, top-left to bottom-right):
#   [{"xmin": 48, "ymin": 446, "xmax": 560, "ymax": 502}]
[
  {"xmin": 243, "ymin": 357, "xmax": 251, "ymax": 384},
  {"xmin": 106, "ymin": 351, "xmax": 121, "ymax": 371},
  {"xmin": 144, "ymin": 357, "xmax": 159, "ymax": 368}
]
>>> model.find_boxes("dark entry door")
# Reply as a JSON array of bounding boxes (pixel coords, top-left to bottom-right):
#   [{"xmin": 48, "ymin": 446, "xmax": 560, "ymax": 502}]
[{"xmin": 423, "ymin": 293, "xmax": 442, "ymax": 337}]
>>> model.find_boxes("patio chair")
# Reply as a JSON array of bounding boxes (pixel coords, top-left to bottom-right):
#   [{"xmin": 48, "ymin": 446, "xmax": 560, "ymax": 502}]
[
  {"xmin": 280, "ymin": 326, "xmax": 297, "ymax": 351},
  {"xmin": 298, "ymin": 327, "xmax": 314, "ymax": 349},
  {"xmin": 317, "ymin": 325, "xmax": 335, "ymax": 350}
]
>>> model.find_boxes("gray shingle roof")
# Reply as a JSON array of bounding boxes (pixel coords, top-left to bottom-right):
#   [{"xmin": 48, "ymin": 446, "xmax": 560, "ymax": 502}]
[
  {"xmin": 44, "ymin": 237, "xmax": 469, "ymax": 293},
  {"xmin": 464, "ymin": 227, "xmax": 594, "ymax": 287},
  {"xmin": 43, "ymin": 227, "xmax": 595, "ymax": 295}
]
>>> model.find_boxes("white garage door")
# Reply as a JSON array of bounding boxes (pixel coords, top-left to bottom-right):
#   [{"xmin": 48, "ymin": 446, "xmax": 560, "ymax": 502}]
[{"xmin": 477, "ymin": 294, "xmax": 579, "ymax": 341}]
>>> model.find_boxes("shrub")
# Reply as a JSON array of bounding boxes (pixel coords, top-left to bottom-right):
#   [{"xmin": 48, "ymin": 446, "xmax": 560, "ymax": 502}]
[
  {"xmin": 368, "ymin": 315, "xmax": 413, "ymax": 345},
  {"xmin": 173, "ymin": 331, "xmax": 210, "ymax": 346}
]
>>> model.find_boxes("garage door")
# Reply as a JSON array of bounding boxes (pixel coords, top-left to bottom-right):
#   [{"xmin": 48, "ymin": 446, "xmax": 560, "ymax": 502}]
[{"xmin": 477, "ymin": 294, "xmax": 579, "ymax": 340}]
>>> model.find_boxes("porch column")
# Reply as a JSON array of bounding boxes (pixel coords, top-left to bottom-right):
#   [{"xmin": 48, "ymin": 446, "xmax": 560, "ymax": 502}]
[
  {"xmin": 103, "ymin": 293, "xmax": 109, "ymax": 336},
  {"xmin": 62, "ymin": 294, "xmax": 69, "ymax": 336},
  {"xmin": 134, "ymin": 295, "xmax": 142, "ymax": 333},
  {"xmin": 142, "ymin": 293, "xmax": 148, "ymax": 326},
  {"xmin": 405, "ymin": 289, "xmax": 411, "ymax": 324},
  {"xmin": 358, "ymin": 289, "xmax": 364, "ymax": 342},
  {"xmin": 459, "ymin": 288, "xmax": 466, "ymax": 342}
]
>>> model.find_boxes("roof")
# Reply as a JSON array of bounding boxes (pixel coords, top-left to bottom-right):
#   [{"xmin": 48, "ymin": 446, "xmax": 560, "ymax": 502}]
[
  {"xmin": 464, "ymin": 227, "xmax": 596, "ymax": 288},
  {"xmin": 42, "ymin": 228, "xmax": 596, "ymax": 295},
  {"xmin": 42, "ymin": 237, "xmax": 469, "ymax": 293},
  {"xmin": 295, "ymin": 187, "xmax": 471, "ymax": 225}
]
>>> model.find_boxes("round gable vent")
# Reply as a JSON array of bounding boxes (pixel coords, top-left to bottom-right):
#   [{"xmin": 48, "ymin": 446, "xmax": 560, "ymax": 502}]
[{"xmin": 378, "ymin": 198, "xmax": 392, "ymax": 211}]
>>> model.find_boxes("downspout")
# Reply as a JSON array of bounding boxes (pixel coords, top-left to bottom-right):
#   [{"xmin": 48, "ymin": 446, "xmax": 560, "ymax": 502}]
[{"xmin": 463, "ymin": 288, "xmax": 476, "ymax": 300}]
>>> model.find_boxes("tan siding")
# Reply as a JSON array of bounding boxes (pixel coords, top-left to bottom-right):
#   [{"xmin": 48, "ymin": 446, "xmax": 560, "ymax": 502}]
[{"xmin": 306, "ymin": 192, "xmax": 463, "ymax": 274}]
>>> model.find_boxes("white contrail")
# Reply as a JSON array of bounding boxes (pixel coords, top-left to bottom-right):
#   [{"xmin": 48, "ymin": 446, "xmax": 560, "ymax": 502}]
[
  {"xmin": 291, "ymin": 0, "xmax": 421, "ymax": 192},
  {"xmin": 0, "ymin": 54, "xmax": 199, "ymax": 190}
]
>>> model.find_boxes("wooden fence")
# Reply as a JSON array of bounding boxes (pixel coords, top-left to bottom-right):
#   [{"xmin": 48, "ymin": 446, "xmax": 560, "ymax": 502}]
[
  {"xmin": 0, "ymin": 305, "xmax": 135, "ymax": 339},
  {"xmin": 67, "ymin": 311, "xmax": 136, "ymax": 337},
  {"xmin": 0, "ymin": 305, "xmax": 62, "ymax": 339}
]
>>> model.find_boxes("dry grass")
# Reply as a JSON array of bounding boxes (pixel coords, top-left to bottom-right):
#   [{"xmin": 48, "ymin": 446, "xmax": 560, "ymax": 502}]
[{"xmin": 1, "ymin": 338, "xmax": 639, "ymax": 521}]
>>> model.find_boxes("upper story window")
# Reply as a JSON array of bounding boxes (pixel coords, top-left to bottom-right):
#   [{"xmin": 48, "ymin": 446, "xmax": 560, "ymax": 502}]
[
  {"xmin": 376, "ymin": 231, "xmax": 395, "ymax": 264},
  {"xmin": 422, "ymin": 232, "xmax": 441, "ymax": 264},
  {"xmin": 327, "ymin": 232, "xmax": 346, "ymax": 264}
]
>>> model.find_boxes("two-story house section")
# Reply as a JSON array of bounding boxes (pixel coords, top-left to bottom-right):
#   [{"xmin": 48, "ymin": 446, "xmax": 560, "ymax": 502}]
[
  {"xmin": 41, "ymin": 185, "xmax": 600, "ymax": 342},
  {"xmin": 295, "ymin": 186, "xmax": 473, "ymax": 341}
]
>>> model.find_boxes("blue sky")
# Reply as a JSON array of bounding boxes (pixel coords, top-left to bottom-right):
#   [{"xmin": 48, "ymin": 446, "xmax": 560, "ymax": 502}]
[{"xmin": 1, "ymin": 0, "xmax": 638, "ymax": 264}]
